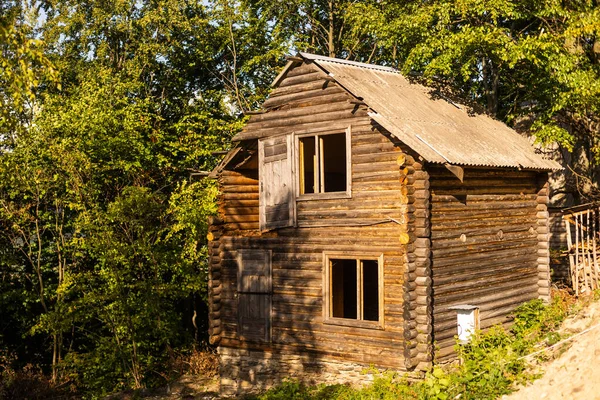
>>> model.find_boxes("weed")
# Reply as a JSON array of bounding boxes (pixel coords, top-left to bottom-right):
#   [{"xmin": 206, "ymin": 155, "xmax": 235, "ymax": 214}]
[
  {"xmin": 255, "ymin": 289, "xmax": 582, "ymax": 400},
  {"xmin": 168, "ymin": 345, "xmax": 219, "ymax": 378},
  {"xmin": 249, "ymin": 380, "xmax": 351, "ymax": 400},
  {"xmin": 0, "ymin": 351, "xmax": 71, "ymax": 400}
]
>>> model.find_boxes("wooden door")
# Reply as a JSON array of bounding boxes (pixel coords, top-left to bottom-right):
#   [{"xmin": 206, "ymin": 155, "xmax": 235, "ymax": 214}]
[
  {"xmin": 259, "ymin": 135, "xmax": 296, "ymax": 231},
  {"xmin": 237, "ymin": 249, "xmax": 272, "ymax": 343}
]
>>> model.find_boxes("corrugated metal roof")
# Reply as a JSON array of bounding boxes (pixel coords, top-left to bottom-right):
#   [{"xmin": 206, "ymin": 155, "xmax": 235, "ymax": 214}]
[{"xmin": 300, "ymin": 53, "xmax": 561, "ymax": 171}]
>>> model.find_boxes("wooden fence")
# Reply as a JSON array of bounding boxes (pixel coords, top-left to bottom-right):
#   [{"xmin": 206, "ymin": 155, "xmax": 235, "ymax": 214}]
[{"xmin": 563, "ymin": 205, "xmax": 600, "ymax": 295}]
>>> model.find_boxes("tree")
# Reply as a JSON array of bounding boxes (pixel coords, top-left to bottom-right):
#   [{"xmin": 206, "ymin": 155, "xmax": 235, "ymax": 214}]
[
  {"xmin": 236, "ymin": 0, "xmax": 383, "ymax": 61},
  {"xmin": 0, "ymin": 0, "xmax": 244, "ymax": 393},
  {"xmin": 0, "ymin": 2, "xmax": 58, "ymax": 142},
  {"xmin": 344, "ymin": 0, "xmax": 600, "ymax": 199}
]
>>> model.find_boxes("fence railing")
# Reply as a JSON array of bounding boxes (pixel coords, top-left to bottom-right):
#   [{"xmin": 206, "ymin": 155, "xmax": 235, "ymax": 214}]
[{"xmin": 563, "ymin": 205, "xmax": 600, "ymax": 295}]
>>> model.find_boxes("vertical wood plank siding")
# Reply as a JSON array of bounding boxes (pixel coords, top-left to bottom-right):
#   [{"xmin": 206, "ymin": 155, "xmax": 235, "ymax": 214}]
[
  {"xmin": 429, "ymin": 166, "xmax": 542, "ymax": 360},
  {"xmin": 210, "ymin": 63, "xmax": 409, "ymax": 370}
]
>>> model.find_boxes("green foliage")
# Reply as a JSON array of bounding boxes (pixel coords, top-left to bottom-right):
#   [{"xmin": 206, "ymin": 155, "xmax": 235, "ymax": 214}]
[
  {"xmin": 0, "ymin": 0, "xmax": 244, "ymax": 396},
  {"xmin": 451, "ymin": 327, "xmax": 529, "ymax": 399},
  {"xmin": 336, "ymin": 373, "xmax": 418, "ymax": 400},
  {"xmin": 256, "ymin": 293, "xmax": 580, "ymax": 400},
  {"xmin": 251, "ymin": 379, "xmax": 352, "ymax": 400},
  {"xmin": 1, "ymin": 0, "xmax": 597, "ymax": 396},
  {"xmin": 345, "ymin": 0, "xmax": 600, "ymax": 159},
  {"xmin": 512, "ymin": 290, "xmax": 575, "ymax": 340},
  {"xmin": 0, "ymin": 3, "xmax": 59, "ymax": 137}
]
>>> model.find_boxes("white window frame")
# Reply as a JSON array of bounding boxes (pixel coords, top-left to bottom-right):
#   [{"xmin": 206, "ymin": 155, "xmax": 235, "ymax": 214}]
[
  {"xmin": 294, "ymin": 126, "xmax": 352, "ymax": 201},
  {"xmin": 322, "ymin": 252, "xmax": 384, "ymax": 329}
]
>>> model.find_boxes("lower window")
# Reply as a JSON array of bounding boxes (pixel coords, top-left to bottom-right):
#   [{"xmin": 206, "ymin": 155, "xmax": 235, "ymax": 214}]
[{"xmin": 324, "ymin": 253, "xmax": 384, "ymax": 328}]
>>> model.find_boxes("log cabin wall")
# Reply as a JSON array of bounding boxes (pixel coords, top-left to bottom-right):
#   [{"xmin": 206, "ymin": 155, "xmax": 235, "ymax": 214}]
[
  {"xmin": 403, "ymin": 159, "xmax": 433, "ymax": 371},
  {"xmin": 428, "ymin": 166, "xmax": 546, "ymax": 361},
  {"xmin": 548, "ymin": 207, "xmax": 570, "ymax": 285},
  {"xmin": 536, "ymin": 177, "xmax": 551, "ymax": 302},
  {"xmin": 210, "ymin": 62, "xmax": 416, "ymax": 395}
]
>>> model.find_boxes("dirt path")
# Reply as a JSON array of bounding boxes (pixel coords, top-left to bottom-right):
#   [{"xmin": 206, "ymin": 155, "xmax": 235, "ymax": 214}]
[
  {"xmin": 503, "ymin": 299, "xmax": 600, "ymax": 400},
  {"xmin": 108, "ymin": 376, "xmax": 220, "ymax": 400}
]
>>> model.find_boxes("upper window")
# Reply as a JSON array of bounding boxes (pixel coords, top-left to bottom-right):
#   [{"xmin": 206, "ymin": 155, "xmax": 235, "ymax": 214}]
[
  {"xmin": 297, "ymin": 128, "xmax": 351, "ymax": 198},
  {"xmin": 323, "ymin": 253, "xmax": 384, "ymax": 329}
]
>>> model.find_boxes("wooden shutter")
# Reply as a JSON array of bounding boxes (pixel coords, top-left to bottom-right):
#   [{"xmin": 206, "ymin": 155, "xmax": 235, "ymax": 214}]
[
  {"xmin": 237, "ymin": 249, "xmax": 272, "ymax": 343},
  {"xmin": 259, "ymin": 135, "xmax": 296, "ymax": 231}
]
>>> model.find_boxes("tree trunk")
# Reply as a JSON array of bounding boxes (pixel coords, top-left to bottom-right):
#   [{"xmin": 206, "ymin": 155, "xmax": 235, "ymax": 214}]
[
  {"xmin": 328, "ymin": 0, "xmax": 335, "ymax": 57},
  {"xmin": 482, "ymin": 57, "xmax": 499, "ymax": 116},
  {"xmin": 52, "ymin": 334, "xmax": 58, "ymax": 383}
]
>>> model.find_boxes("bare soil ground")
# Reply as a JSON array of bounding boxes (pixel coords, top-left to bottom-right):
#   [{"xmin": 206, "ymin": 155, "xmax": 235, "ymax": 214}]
[
  {"xmin": 107, "ymin": 375, "xmax": 220, "ymax": 400},
  {"xmin": 503, "ymin": 298, "xmax": 600, "ymax": 400}
]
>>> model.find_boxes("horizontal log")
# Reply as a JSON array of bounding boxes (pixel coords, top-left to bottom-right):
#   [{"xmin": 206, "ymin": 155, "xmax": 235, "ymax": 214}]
[
  {"xmin": 352, "ymin": 141, "xmax": 398, "ymax": 156},
  {"xmin": 431, "ymin": 224, "xmax": 537, "ymax": 240},
  {"xmin": 245, "ymin": 108, "xmax": 366, "ymax": 132},
  {"xmin": 429, "ymin": 167, "xmax": 536, "ymax": 179},
  {"xmin": 432, "ymin": 194, "xmax": 536, "ymax": 204},
  {"xmin": 430, "ymin": 217, "xmax": 537, "ymax": 232},
  {"xmin": 430, "ymin": 208, "xmax": 536, "ymax": 223},
  {"xmin": 434, "ymin": 291, "xmax": 538, "ymax": 342},
  {"xmin": 432, "ymin": 235, "xmax": 538, "ymax": 255},
  {"xmin": 223, "ymin": 223, "xmax": 259, "ymax": 231},
  {"xmin": 430, "ymin": 178, "xmax": 535, "ymax": 189},
  {"xmin": 431, "ymin": 248, "xmax": 538, "ymax": 272},
  {"xmin": 432, "ymin": 187, "xmax": 538, "ymax": 195},
  {"xmin": 221, "ymin": 207, "xmax": 258, "ymax": 216},
  {"xmin": 225, "ymin": 214, "xmax": 259, "ymax": 223},
  {"xmin": 536, "ymin": 196, "xmax": 549, "ymax": 204},
  {"xmin": 433, "ymin": 267, "xmax": 538, "ymax": 295},
  {"xmin": 249, "ymin": 100, "xmax": 355, "ymax": 123},
  {"xmin": 219, "ymin": 175, "xmax": 258, "ymax": 186},
  {"xmin": 221, "ymin": 186, "xmax": 259, "ymax": 195},
  {"xmin": 353, "ymin": 150, "xmax": 402, "ymax": 165},
  {"xmin": 263, "ymin": 87, "xmax": 350, "ymax": 111},
  {"xmin": 237, "ymin": 115, "xmax": 370, "ymax": 141},
  {"xmin": 269, "ymin": 79, "xmax": 335, "ymax": 98},
  {"xmin": 222, "ymin": 192, "xmax": 259, "ymax": 200},
  {"xmin": 432, "ymin": 229, "xmax": 537, "ymax": 250},
  {"xmin": 432, "ymin": 279, "xmax": 538, "ymax": 313},
  {"xmin": 278, "ymin": 71, "xmax": 326, "ymax": 87}
]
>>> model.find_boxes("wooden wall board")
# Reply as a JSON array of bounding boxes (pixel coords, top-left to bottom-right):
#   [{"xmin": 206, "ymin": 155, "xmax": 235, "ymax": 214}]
[{"xmin": 429, "ymin": 166, "xmax": 543, "ymax": 360}]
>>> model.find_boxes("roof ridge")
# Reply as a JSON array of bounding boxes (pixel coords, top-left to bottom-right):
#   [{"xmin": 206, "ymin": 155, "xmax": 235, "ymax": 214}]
[{"xmin": 298, "ymin": 52, "xmax": 397, "ymax": 73}]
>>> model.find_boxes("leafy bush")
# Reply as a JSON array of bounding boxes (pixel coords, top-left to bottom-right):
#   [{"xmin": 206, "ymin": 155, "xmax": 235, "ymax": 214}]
[
  {"xmin": 512, "ymin": 289, "xmax": 574, "ymax": 341},
  {"xmin": 251, "ymin": 380, "xmax": 351, "ymax": 400},
  {"xmin": 0, "ymin": 351, "xmax": 70, "ymax": 400},
  {"xmin": 254, "ymin": 291, "xmax": 579, "ymax": 400}
]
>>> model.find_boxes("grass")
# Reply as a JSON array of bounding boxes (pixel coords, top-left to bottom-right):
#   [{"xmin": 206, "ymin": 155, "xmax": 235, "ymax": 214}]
[{"xmin": 250, "ymin": 288, "xmax": 586, "ymax": 400}]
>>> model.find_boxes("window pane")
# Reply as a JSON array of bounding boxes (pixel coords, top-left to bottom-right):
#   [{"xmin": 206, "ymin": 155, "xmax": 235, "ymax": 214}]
[
  {"xmin": 362, "ymin": 260, "xmax": 379, "ymax": 321},
  {"xmin": 320, "ymin": 133, "xmax": 347, "ymax": 192},
  {"xmin": 299, "ymin": 137, "xmax": 316, "ymax": 194},
  {"xmin": 331, "ymin": 259, "xmax": 357, "ymax": 319}
]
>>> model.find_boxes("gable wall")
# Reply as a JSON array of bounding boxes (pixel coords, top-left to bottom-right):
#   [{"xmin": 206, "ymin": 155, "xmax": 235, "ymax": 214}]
[{"xmin": 210, "ymin": 62, "xmax": 415, "ymax": 395}]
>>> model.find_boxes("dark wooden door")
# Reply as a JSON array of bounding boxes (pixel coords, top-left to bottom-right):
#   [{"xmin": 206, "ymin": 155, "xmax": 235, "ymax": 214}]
[{"xmin": 237, "ymin": 249, "xmax": 272, "ymax": 343}]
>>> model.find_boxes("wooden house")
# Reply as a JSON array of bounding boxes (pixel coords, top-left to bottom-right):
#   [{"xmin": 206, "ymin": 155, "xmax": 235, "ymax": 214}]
[{"xmin": 207, "ymin": 53, "xmax": 561, "ymax": 395}]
